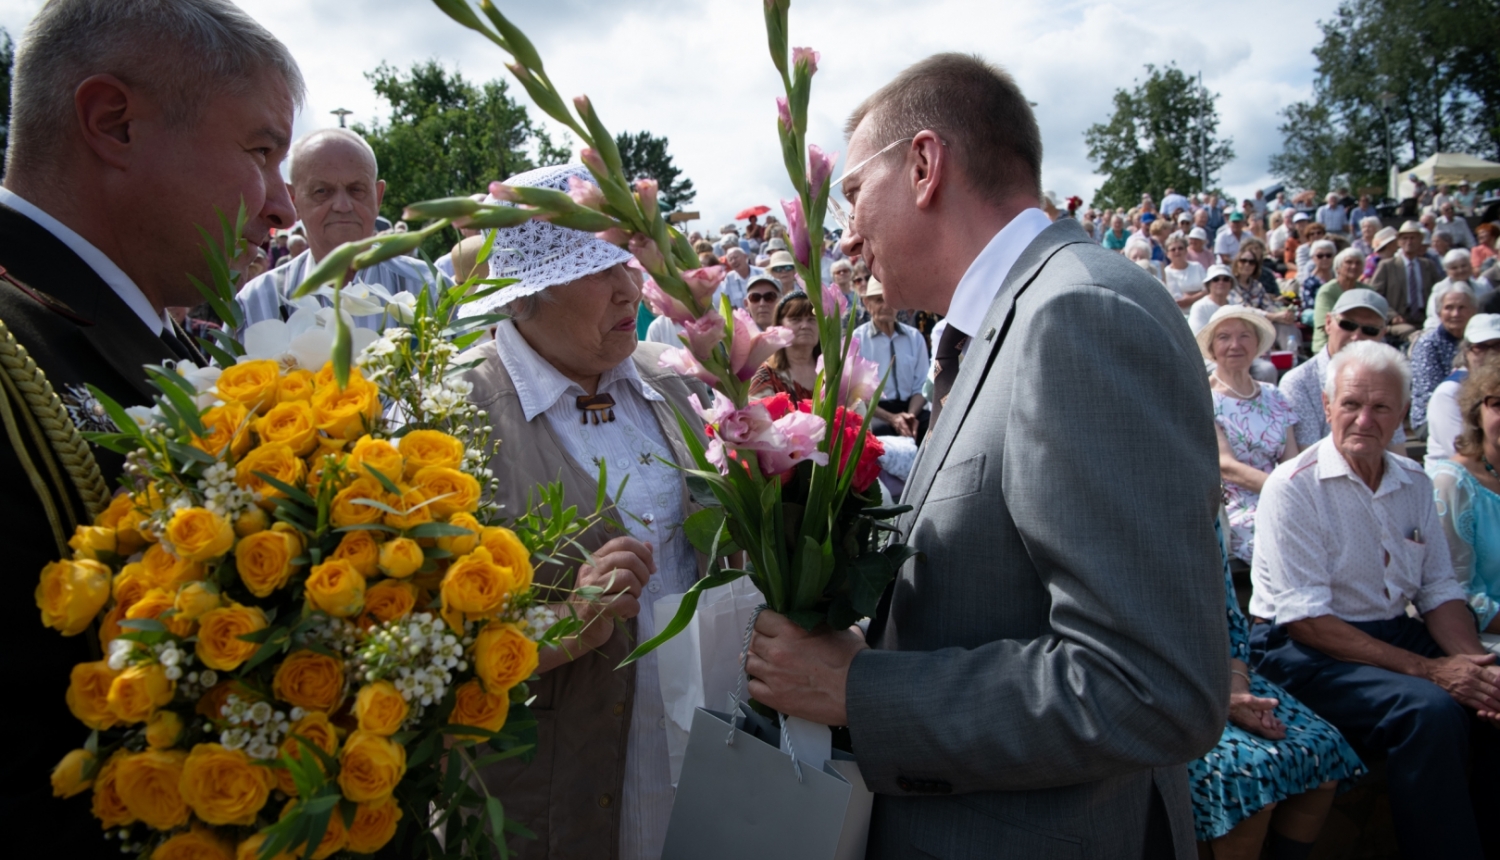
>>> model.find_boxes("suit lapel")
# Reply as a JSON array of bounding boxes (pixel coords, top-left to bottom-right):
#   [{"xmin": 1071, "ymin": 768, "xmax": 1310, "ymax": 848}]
[{"xmin": 900, "ymin": 220, "xmax": 1090, "ymax": 526}]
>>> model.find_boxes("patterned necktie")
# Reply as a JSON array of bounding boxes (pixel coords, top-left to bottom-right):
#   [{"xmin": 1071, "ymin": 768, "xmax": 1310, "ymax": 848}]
[
  {"xmin": 928, "ymin": 323, "xmax": 969, "ymax": 431},
  {"xmin": 1406, "ymin": 258, "xmax": 1422, "ymax": 317}
]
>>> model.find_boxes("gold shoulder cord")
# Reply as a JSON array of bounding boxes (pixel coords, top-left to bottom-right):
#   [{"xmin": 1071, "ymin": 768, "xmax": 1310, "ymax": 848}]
[{"xmin": 0, "ymin": 316, "xmax": 110, "ymax": 554}]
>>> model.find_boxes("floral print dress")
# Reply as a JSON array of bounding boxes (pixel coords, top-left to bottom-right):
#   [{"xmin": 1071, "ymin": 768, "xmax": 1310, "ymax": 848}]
[{"xmin": 1214, "ymin": 383, "xmax": 1298, "ymax": 563}]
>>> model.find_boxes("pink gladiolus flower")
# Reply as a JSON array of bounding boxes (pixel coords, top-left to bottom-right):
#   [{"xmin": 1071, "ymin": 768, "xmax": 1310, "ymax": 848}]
[
  {"xmin": 566, "ymin": 175, "xmax": 605, "ymax": 209},
  {"xmin": 776, "ymin": 97, "xmax": 793, "ymax": 131},
  {"xmin": 629, "ymin": 232, "xmax": 665, "ymax": 273},
  {"xmin": 488, "ymin": 181, "xmax": 513, "ymax": 201},
  {"xmin": 820, "ymin": 342, "xmax": 881, "ymax": 409},
  {"xmin": 596, "ymin": 226, "xmax": 630, "ymax": 246},
  {"xmin": 808, "ymin": 145, "xmax": 838, "ymax": 193},
  {"xmin": 642, "ymin": 279, "xmax": 693, "ymax": 324},
  {"xmin": 635, "ymin": 178, "xmax": 659, "ymax": 213},
  {"xmin": 781, "ymin": 197, "xmax": 811, "ymax": 267},
  {"xmin": 681, "ymin": 266, "xmax": 726, "ymax": 306},
  {"xmin": 696, "ymin": 391, "xmax": 778, "ymax": 448},
  {"xmin": 792, "ymin": 47, "xmax": 820, "ymax": 76},
  {"xmin": 728, "ymin": 309, "xmax": 794, "ymax": 380},
  {"xmin": 681, "ymin": 310, "xmax": 726, "ymax": 362},
  {"xmin": 580, "ymin": 147, "xmax": 608, "ymax": 177},
  {"xmin": 757, "ymin": 411, "xmax": 829, "ymax": 476},
  {"xmin": 821, "ymin": 285, "xmax": 849, "ymax": 320},
  {"xmin": 659, "ymin": 347, "xmax": 719, "ymax": 386}
]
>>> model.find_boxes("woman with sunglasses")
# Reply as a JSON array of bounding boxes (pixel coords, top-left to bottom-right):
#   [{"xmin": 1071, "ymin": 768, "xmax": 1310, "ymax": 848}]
[
  {"xmin": 1228, "ymin": 241, "xmax": 1299, "ymax": 354},
  {"xmin": 1424, "ymin": 316, "xmax": 1500, "ymax": 461},
  {"xmin": 748, "ymin": 291, "xmax": 820, "ymax": 403},
  {"xmin": 1310, "ymin": 247, "xmax": 1371, "ymax": 352},
  {"xmin": 1297, "ymin": 239, "xmax": 1338, "ymax": 310},
  {"xmin": 1163, "ymin": 235, "xmax": 1207, "ymax": 312}
]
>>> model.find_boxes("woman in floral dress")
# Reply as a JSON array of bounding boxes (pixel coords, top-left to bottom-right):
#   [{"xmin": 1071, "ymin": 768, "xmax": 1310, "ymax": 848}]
[{"xmin": 1198, "ymin": 306, "xmax": 1300, "ymax": 562}]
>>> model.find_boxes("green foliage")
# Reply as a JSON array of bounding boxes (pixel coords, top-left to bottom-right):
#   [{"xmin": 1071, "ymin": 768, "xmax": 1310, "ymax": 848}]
[
  {"xmin": 0, "ymin": 29, "xmax": 12, "ymax": 174},
  {"xmin": 613, "ymin": 130, "xmax": 697, "ymax": 213},
  {"xmin": 1084, "ymin": 64, "xmax": 1235, "ymax": 209},
  {"xmin": 353, "ymin": 61, "xmax": 572, "ymax": 259},
  {"xmin": 1271, "ymin": 0, "xmax": 1500, "ymax": 194}
]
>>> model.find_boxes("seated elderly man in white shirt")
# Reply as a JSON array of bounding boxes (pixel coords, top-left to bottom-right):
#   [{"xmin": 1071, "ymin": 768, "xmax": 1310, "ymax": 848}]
[
  {"xmin": 854, "ymin": 278, "xmax": 930, "ymax": 442},
  {"xmin": 1250, "ymin": 341, "xmax": 1500, "ymax": 859},
  {"xmin": 237, "ymin": 129, "xmax": 451, "ymax": 331}
]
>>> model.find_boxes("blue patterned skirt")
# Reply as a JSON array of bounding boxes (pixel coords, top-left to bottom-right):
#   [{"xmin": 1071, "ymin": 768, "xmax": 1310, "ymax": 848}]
[{"xmin": 1187, "ymin": 673, "xmax": 1366, "ymax": 841}]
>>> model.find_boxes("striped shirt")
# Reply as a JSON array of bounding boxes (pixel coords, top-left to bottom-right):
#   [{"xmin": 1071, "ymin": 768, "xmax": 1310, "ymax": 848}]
[{"xmin": 236, "ymin": 249, "xmax": 451, "ymax": 332}]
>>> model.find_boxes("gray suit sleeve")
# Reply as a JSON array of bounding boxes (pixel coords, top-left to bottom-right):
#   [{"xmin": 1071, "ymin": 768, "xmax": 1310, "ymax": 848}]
[{"xmin": 846, "ymin": 285, "xmax": 1228, "ymax": 794}]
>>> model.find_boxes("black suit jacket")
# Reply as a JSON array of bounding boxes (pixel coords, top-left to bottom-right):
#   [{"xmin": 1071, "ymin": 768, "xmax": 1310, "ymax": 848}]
[{"xmin": 0, "ymin": 201, "xmax": 178, "ymax": 856}]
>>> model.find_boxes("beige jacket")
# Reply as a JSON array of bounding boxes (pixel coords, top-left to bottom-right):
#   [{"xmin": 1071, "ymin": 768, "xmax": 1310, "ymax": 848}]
[{"xmin": 462, "ymin": 337, "xmax": 708, "ymax": 860}]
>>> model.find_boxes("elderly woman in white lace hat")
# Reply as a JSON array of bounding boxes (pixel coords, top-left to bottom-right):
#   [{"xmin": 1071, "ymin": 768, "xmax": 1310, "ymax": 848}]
[
  {"xmin": 458, "ymin": 163, "xmax": 709, "ymax": 860},
  {"xmin": 1199, "ymin": 305, "xmax": 1300, "ymax": 562}
]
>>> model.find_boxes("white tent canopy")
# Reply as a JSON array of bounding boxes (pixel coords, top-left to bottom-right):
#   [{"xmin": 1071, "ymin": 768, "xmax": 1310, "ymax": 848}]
[{"xmin": 1392, "ymin": 152, "xmax": 1500, "ymax": 199}]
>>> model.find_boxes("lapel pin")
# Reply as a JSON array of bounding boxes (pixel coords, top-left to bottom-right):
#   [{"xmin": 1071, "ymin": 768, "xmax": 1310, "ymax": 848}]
[{"xmin": 984, "ymin": 327, "xmax": 996, "ymax": 341}]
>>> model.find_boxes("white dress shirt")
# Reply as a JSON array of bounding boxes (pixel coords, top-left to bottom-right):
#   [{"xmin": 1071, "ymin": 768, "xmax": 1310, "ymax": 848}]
[
  {"xmin": 944, "ymin": 207, "xmax": 1052, "ymax": 337},
  {"xmin": 0, "ymin": 186, "xmax": 166, "ymax": 335},
  {"xmin": 853, "ymin": 319, "xmax": 930, "ymax": 402},
  {"xmin": 1250, "ymin": 436, "xmax": 1467, "ymax": 625},
  {"xmin": 492, "ymin": 320, "xmax": 693, "ymax": 860},
  {"xmin": 237, "ymin": 249, "xmax": 451, "ymax": 331},
  {"xmin": 644, "ymin": 314, "xmax": 683, "ymax": 347},
  {"xmin": 718, "ymin": 265, "xmax": 764, "ymax": 309}
]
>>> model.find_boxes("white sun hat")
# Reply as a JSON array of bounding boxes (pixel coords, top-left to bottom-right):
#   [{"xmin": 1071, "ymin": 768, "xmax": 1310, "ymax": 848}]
[{"xmin": 460, "ymin": 163, "xmax": 633, "ymax": 319}]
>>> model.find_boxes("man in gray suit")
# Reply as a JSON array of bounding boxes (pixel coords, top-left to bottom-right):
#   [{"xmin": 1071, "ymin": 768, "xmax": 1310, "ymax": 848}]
[{"xmin": 746, "ymin": 54, "xmax": 1227, "ymax": 858}]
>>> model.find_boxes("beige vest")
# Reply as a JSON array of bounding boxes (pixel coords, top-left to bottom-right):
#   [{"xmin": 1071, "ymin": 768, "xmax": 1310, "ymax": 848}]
[{"xmin": 462, "ymin": 337, "xmax": 708, "ymax": 860}]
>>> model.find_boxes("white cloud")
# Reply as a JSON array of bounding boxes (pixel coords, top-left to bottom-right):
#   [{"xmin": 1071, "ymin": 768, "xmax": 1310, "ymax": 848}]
[{"xmin": 0, "ymin": 0, "xmax": 1340, "ymax": 227}]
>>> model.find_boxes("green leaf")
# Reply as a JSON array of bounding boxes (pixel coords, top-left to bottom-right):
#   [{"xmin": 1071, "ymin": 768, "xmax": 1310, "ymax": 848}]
[
  {"xmin": 484, "ymin": 796, "xmax": 507, "ymax": 840},
  {"xmin": 144, "ymin": 367, "xmax": 207, "ymax": 438},
  {"xmin": 404, "ymin": 522, "xmax": 477, "ymax": 538},
  {"xmin": 118, "ymin": 618, "xmax": 165, "ymax": 632},
  {"xmin": 85, "ymin": 385, "xmax": 143, "ymax": 439},
  {"xmin": 363, "ymin": 464, "xmax": 403, "ymax": 495},
  {"xmin": 256, "ymin": 472, "xmax": 317, "ymax": 507},
  {"xmin": 618, "ymin": 566, "xmax": 749, "ymax": 667},
  {"xmin": 682, "ymin": 507, "xmax": 739, "ymax": 557}
]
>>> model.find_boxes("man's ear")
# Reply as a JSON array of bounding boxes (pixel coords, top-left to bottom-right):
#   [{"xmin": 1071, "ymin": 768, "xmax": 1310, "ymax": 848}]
[
  {"xmin": 375, "ymin": 178, "xmax": 387, "ymax": 209},
  {"xmin": 911, "ymin": 130, "xmax": 946, "ymax": 212},
  {"xmin": 74, "ymin": 74, "xmax": 137, "ymax": 170}
]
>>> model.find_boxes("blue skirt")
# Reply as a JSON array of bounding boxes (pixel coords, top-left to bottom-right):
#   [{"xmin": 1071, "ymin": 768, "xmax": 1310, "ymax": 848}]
[{"xmin": 1187, "ymin": 673, "xmax": 1366, "ymax": 841}]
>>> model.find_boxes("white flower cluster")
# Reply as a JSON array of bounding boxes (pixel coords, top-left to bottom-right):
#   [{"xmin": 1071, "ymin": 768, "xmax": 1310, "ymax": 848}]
[
  {"xmin": 196, "ymin": 462, "xmax": 257, "ymax": 520},
  {"xmin": 352, "ymin": 612, "xmax": 473, "ymax": 717},
  {"xmin": 357, "ymin": 327, "xmax": 409, "ymax": 382},
  {"xmin": 419, "ymin": 376, "xmax": 475, "ymax": 419},
  {"xmin": 298, "ymin": 615, "xmax": 362, "ymax": 653},
  {"xmin": 106, "ymin": 637, "xmax": 197, "ymax": 681},
  {"xmin": 218, "ymin": 694, "xmax": 293, "ymax": 760},
  {"xmin": 524, "ymin": 604, "xmax": 559, "ymax": 640},
  {"xmin": 109, "ymin": 825, "xmax": 147, "ymax": 854},
  {"xmin": 177, "ymin": 668, "xmax": 220, "ymax": 701}
]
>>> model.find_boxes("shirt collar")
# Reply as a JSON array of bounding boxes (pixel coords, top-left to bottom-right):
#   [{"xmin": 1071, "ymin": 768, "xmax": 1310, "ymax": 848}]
[
  {"xmin": 1314, "ymin": 434, "xmax": 1411, "ymax": 496},
  {"xmin": 493, "ymin": 319, "xmax": 662, "ymax": 422},
  {"xmin": 0, "ymin": 186, "xmax": 164, "ymax": 335},
  {"xmin": 945, "ymin": 207, "xmax": 1052, "ymax": 336}
]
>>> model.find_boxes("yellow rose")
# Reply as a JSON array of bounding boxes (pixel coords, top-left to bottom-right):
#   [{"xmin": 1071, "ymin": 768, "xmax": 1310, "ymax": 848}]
[
  {"xmin": 192, "ymin": 402, "xmax": 251, "ymax": 459},
  {"xmin": 331, "ymin": 529, "xmax": 380, "ymax": 577},
  {"xmin": 409, "ymin": 466, "xmax": 480, "ymax": 519},
  {"xmin": 361, "ymin": 579, "xmax": 417, "ymax": 626},
  {"xmin": 234, "ymin": 442, "xmax": 308, "ymax": 505},
  {"xmin": 51, "ymin": 748, "xmax": 96, "ymax": 798},
  {"xmin": 141, "ymin": 543, "xmax": 205, "ymax": 590},
  {"xmin": 179, "ymin": 743, "xmax": 275, "ymax": 825},
  {"xmin": 353, "ymin": 681, "xmax": 408, "ymax": 736},
  {"xmin": 146, "ymin": 709, "xmax": 185, "ymax": 748},
  {"xmin": 108, "ymin": 662, "xmax": 175, "ymax": 724},
  {"xmin": 114, "ymin": 748, "xmax": 189, "ymax": 829},
  {"xmin": 96, "ymin": 491, "xmax": 134, "ymax": 528},
  {"xmin": 67, "ymin": 660, "xmax": 120, "ymax": 730},
  {"xmin": 175, "ymin": 581, "xmax": 221, "ymax": 622},
  {"xmin": 125, "ymin": 587, "xmax": 196, "ymax": 638},
  {"xmin": 279, "ymin": 799, "xmax": 348, "ymax": 860},
  {"xmin": 113, "ymin": 562, "xmax": 154, "ymax": 606},
  {"xmin": 272, "ymin": 650, "xmax": 346, "ymax": 713},
  {"xmin": 195, "ymin": 602, "xmax": 269, "ymax": 671},
  {"xmin": 91, "ymin": 752, "xmax": 135, "ymax": 828},
  {"xmin": 236, "ymin": 833, "xmax": 295, "ymax": 860},
  {"xmin": 478, "ymin": 526, "xmax": 534, "ymax": 595},
  {"xmin": 398, "ymin": 429, "xmax": 465, "ymax": 477},
  {"xmin": 337, "ymin": 730, "xmax": 406, "ymax": 802},
  {"xmin": 441, "ymin": 547, "xmax": 510, "ymax": 625},
  {"xmin": 377, "ymin": 536, "xmax": 424, "ymax": 579},
  {"xmin": 165, "ymin": 507, "xmax": 234, "ymax": 563},
  {"xmin": 448, "ymin": 679, "xmax": 510, "ymax": 739},
  {"xmin": 216, "ymin": 359, "xmax": 281, "ymax": 413},
  {"xmin": 235, "ymin": 526, "xmax": 304, "ymax": 597},
  {"xmin": 68, "ymin": 524, "xmax": 117, "ymax": 560},
  {"xmin": 277, "ymin": 711, "xmax": 340, "ymax": 796},
  {"xmin": 254, "ymin": 400, "xmax": 319, "ymax": 456},
  {"xmin": 98, "ymin": 605, "xmax": 126, "ymax": 649},
  {"xmin": 98, "ymin": 492, "xmax": 146, "ymax": 555},
  {"xmin": 346, "ymin": 796, "xmax": 403, "ymax": 854},
  {"xmin": 276, "ymin": 369, "xmax": 315, "ymax": 403},
  {"xmin": 304, "ymin": 558, "xmax": 366, "ymax": 618},
  {"xmin": 311, "ymin": 373, "xmax": 380, "ymax": 440},
  {"xmin": 330, "ymin": 478, "xmax": 385, "ymax": 528},
  {"xmin": 312, "ymin": 361, "xmax": 339, "ymax": 389},
  {"xmin": 36, "ymin": 558, "xmax": 111, "ymax": 635},
  {"xmin": 234, "ymin": 506, "xmax": 269, "ymax": 537},
  {"xmin": 437, "ymin": 512, "xmax": 481, "ymax": 556},
  {"xmin": 152, "ymin": 826, "xmax": 235, "ymax": 860},
  {"xmin": 382, "ymin": 484, "xmax": 433, "ymax": 531},
  {"xmin": 348, "ymin": 435, "xmax": 405, "ymax": 485},
  {"xmin": 473, "ymin": 622, "xmax": 539, "ymax": 696}
]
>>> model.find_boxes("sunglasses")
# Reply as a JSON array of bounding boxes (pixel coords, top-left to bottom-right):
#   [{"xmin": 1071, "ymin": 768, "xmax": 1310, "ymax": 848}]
[
  {"xmin": 1336, "ymin": 318, "xmax": 1383, "ymax": 337},
  {"xmin": 852, "ymin": 276, "xmax": 867, "ymax": 284},
  {"xmin": 747, "ymin": 292, "xmax": 780, "ymax": 304},
  {"xmin": 1484, "ymin": 396, "xmax": 1500, "ymax": 411},
  {"xmin": 1314, "ymin": 253, "xmax": 1333, "ymax": 259},
  {"xmin": 1471, "ymin": 342, "xmax": 1500, "ymax": 354},
  {"xmin": 1237, "ymin": 258, "xmax": 1256, "ymax": 265},
  {"xmin": 771, "ymin": 265, "xmax": 795, "ymax": 274}
]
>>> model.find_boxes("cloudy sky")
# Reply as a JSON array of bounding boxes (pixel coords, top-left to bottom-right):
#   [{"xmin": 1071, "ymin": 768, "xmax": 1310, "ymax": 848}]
[{"xmin": 1, "ymin": 0, "xmax": 1341, "ymax": 231}]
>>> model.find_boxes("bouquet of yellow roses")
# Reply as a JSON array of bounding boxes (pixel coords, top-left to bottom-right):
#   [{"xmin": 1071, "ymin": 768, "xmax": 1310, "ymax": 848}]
[{"xmin": 37, "ymin": 223, "xmax": 596, "ymax": 860}]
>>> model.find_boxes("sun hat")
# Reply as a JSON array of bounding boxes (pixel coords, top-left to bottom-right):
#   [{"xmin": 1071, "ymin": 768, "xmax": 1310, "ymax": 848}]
[
  {"xmin": 1204, "ymin": 263, "xmax": 1234, "ymax": 284},
  {"xmin": 1177, "ymin": 213, "xmax": 1192, "ymax": 223},
  {"xmin": 1465, "ymin": 314, "xmax": 1500, "ymax": 345},
  {"xmin": 1397, "ymin": 220, "xmax": 1424, "ymax": 236},
  {"xmin": 1196, "ymin": 305, "xmax": 1276, "ymax": 361},
  {"xmin": 1229, "ymin": 211, "xmax": 1245, "ymax": 221},
  {"xmin": 1188, "ymin": 227, "xmax": 1209, "ymax": 242},
  {"xmin": 745, "ymin": 274, "xmax": 781, "ymax": 295},
  {"xmin": 720, "ymin": 222, "xmax": 738, "ymax": 234},
  {"xmin": 1331, "ymin": 289, "xmax": 1390, "ymax": 319},
  {"xmin": 768, "ymin": 251, "xmax": 797, "ymax": 270},
  {"xmin": 1292, "ymin": 212, "xmax": 1310, "ymax": 223},
  {"xmin": 765, "ymin": 237, "xmax": 789, "ymax": 253},
  {"xmin": 1372, "ymin": 226, "xmax": 1399, "ymax": 252},
  {"xmin": 463, "ymin": 163, "xmax": 632, "ymax": 318},
  {"xmin": 864, "ymin": 278, "xmax": 884, "ymax": 298}
]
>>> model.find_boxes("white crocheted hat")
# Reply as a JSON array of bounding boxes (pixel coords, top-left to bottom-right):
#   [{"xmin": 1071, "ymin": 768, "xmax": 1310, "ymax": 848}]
[{"xmin": 461, "ymin": 163, "xmax": 632, "ymax": 318}]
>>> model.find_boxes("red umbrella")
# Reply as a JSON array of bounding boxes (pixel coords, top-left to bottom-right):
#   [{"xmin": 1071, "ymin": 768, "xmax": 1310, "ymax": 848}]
[{"xmin": 735, "ymin": 205, "xmax": 771, "ymax": 219}]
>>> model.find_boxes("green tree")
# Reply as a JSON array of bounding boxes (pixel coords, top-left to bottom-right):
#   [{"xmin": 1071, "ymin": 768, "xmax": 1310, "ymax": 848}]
[
  {"xmin": 0, "ymin": 29, "xmax": 15, "ymax": 176},
  {"xmin": 352, "ymin": 61, "xmax": 570, "ymax": 259},
  {"xmin": 614, "ymin": 130, "xmax": 696, "ymax": 213},
  {"xmin": 1271, "ymin": 0, "xmax": 1500, "ymax": 195},
  {"xmin": 1084, "ymin": 64, "xmax": 1234, "ymax": 209}
]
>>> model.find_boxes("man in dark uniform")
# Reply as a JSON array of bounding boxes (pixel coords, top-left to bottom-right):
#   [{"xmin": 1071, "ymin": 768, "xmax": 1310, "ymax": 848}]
[{"xmin": 0, "ymin": 1, "xmax": 300, "ymax": 853}]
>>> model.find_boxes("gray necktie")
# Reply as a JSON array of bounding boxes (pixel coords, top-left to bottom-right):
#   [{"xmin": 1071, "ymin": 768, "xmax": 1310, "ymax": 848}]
[{"xmin": 1406, "ymin": 258, "xmax": 1423, "ymax": 317}]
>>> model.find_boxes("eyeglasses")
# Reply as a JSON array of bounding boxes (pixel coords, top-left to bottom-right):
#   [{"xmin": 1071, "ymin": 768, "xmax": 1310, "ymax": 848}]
[
  {"xmin": 1336, "ymin": 318, "xmax": 1384, "ymax": 337},
  {"xmin": 1471, "ymin": 341, "xmax": 1500, "ymax": 354},
  {"xmin": 770, "ymin": 265, "xmax": 795, "ymax": 274},
  {"xmin": 1314, "ymin": 253, "xmax": 1333, "ymax": 259},
  {"xmin": 1237, "ymin": 258, "xmax": 1256, "ymax": 265},
  {"xmin": 852, "ymin": 276, "xmax": 867, "ymax": 284},
  {"xmin": 829, "ymin": 134, "xmax": 948, "ymax": 232},
  {"xmin": 746, "ymin": 291, "xmax": 780, "ymax": 304}
]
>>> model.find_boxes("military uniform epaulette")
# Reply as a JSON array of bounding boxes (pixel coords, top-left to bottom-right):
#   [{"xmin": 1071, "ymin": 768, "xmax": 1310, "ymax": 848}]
[{"xmin": 0, "ymin": 264, "xmax": 94, "ymax": 325}]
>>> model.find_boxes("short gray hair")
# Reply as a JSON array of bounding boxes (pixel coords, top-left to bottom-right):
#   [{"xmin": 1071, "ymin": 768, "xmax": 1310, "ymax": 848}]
[
  {"xmin": 505, "ymin": 290, "xmax": 556, "ymax": 323},
  {"xmin": 1444, "ymin": 248, "xmax": 1473, "ymax": 269},
  {"xmin": 1360, "ymin": 216, "xmax": 1382, "ymax": 232},
  {"xmin": 287, "ymin": 128, "xmax": 379, "ymax": 186},
  {"xmin": 7, "ymin": 0, "xmax": 304, "ymax": 177},
  {"xmin": 1333, "ymin": 246, "xmax": 1365, "ymax": 272},
  {"xmin": 1324, "ymin": 340, "xmax": 1412, "ymax": 407},
  {"xmin": 1312, "ymin": 239, "xmax": 1337, "ymax": 257}
]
